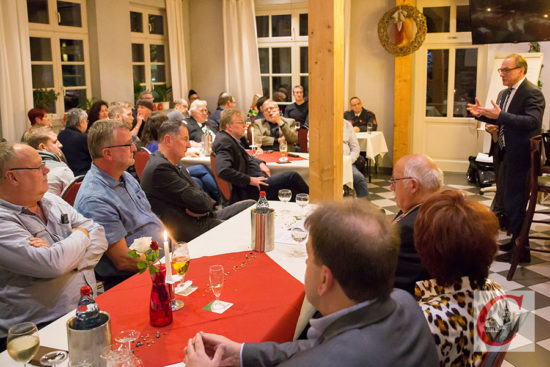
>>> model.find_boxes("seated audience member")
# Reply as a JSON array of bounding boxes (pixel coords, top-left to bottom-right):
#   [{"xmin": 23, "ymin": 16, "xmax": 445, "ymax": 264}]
[
  {"xmin": 27, "ymin": 108, "xmax": 51, "ymax": 128},
  {"xmin": 210, "ymin": 93, "xmax": 236, "ymax": 133},
  {"xmin": 343, "ymin": 120, "xmax": 369, "ymax": 198},
  {"xmin": 414, "ymin": 190, "xmax": 503, "ymax": 367},
  {"xmin": 133, "ymin": 100, "xmax": 154, "ymax": 139},
  {"xmin": 284, "ymin": 85, "xmax": 309, "ymax": 129},
  {"xmin": 183, "ymin": 200, "xmax": 439, "ymax": 367},
  {"xmin": 254, "ymin": 100, "xmax": 297, "ymax": 151},
  {"xmin": 253, "ymin": 96, "xmax": 270, "ymax": 122},
  {"xmin": 87, "ymin": 100, "xmax": 108, "ymax": 131},
  {"xmin": 141, "ymin": 121, "xmax": 254, "ymax": 242},
  {"xmin": 108, "ymin": 102, "xmax": 142, "ymax": 147},
  {"xmin": 186, "ymin": 100, "xmax": 216, "ymax": 143},
  {"xmin": 58, "ymin": 108, "xmax": 92, "ymax": 176},
  {"xmin": 343, "ymin": 96, "xmax": 377, "ymax": 132},
  {"xmin": 24, "ymin": 127, "xmax": 75, "ymax": 195},
  {"xmin": 213, "ymin": 109, "xmax": 308, "ymax": 203},
  {"xmin": 74, "ymin": 119, "xmax": 164, "ymax": 290},
  {"xmin": 188, "ymin": 89, "xmax": 199, "ymax": 105},
  {"xmin": 141, "ymin": 112, "xmax": 169, "ymax": 153},
  {"xmin": 169, "ymin": 99, "xmax": 189, "ymax": 122},
  {"xmin": 0, "ymin": 142, "xmax": 107, "ymax": 351},
  {"xmin": 391, "ymin": 154, "xmax": 442, "ymax": 295}
]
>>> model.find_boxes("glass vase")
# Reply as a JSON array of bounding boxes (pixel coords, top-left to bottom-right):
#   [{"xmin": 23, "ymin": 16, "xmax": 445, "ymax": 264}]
[{"xmin": 149, "ymin": 265, "xmax": 173, "ymax": 327}]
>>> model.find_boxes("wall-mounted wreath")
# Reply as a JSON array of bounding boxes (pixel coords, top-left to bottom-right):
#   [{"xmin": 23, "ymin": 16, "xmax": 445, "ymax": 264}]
[{"xmin": 377, "ymin": 5, "xmax": 427, "ymax": 57}]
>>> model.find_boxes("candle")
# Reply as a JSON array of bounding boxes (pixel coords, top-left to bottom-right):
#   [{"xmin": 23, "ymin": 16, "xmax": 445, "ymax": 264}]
[{"xmin": 163, "ymin": 231, "xmax": 172, "ymax": 281}]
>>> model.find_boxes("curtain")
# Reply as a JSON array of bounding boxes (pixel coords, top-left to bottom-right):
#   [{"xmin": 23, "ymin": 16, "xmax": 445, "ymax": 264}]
[
  {"xmin": 0, "ymin": 0, "xmax": 33, "ymax": 141},
  {"xmin": 222, "ymin": 0, "xmax": 262, "ymax": 111},
  {"xmin": 166, "ymin": 0, "xmax": 189, "ymax": 102}
]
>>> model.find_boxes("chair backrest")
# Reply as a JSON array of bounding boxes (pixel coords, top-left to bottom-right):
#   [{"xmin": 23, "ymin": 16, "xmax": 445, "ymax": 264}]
[
  {"xmin": 298, "ymin": 128, "xmax": 308, "ymax": 153},
  {"xmin": 247, "ymin": 125, "xmax": 254, "ymax": 145},
  {"xmin": 61, "ymin": 175, "xmax": 85, "ymax": 206},
  {"xmin": 134, "ymin": 150, "xmax": 150, "ymax": 180},
  {"xmin": 210, "ymin": 153, "xmax": 232, "ymax": 202}
]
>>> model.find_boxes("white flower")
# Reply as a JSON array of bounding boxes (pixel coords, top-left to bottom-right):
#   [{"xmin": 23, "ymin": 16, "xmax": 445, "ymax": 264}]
[{"xmin": 129, "ymin": 237, "xmax": 152, "ymax": 253}]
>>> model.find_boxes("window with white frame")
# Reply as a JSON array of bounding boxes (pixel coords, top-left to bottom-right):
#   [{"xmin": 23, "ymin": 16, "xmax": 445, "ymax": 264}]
[
  {"xmin": 27, "ymin": 0, "xmax": 91, "ymax": 115},
  {"xmin": 256, "ymin": 9, "xmax": 308, "ymax": 105},
  {"xmin": 130, "ymin": 7, "xmax": 170, "ymax": 102}
]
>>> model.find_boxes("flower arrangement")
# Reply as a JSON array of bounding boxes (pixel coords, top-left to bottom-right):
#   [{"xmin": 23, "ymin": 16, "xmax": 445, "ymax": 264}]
[
  {"xmin": 127, "ymin": 237, "xmax": 160, "ymax": 275},
  {"xmin": 247, "ymin": 105, "xmax": 258, "ymax": 119}
]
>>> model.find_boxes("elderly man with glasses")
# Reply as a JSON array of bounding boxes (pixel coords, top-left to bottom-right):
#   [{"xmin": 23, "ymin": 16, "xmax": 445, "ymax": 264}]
[
  {"xmin": 0, "ymin": 142, "xmax": 107, "ymax": 350},
  {"xmin": 390, "ymin": 154, "xmax": 443, "ymax": 295},
  {"xmin": 74, "ymin": 119, "xmax": 164, "ymax": 290}
]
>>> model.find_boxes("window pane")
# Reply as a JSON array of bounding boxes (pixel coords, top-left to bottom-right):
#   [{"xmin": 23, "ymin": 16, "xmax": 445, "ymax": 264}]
[
  {"xmin": 132, "ymin": 44, "xmax": 144, "ymax": 62},
  {"xmin": 272, "ymin": 47, "xmax": 291, "ymax": 74},
  {"xmin": 62, "ymin": 65, "xmax": 86, "ymax": 86},
  {"xmin": 259, "ymin": 48, "xmax": 269, "ymax": 74},
  {"xmin": 64, "ymin": 89, "xmax": 86, "ymax": 111},
  {"xmin": 272, "ymin": 77, "xmax": 291, "ymax": 102},
  {"xmin": 299, "ymin": 14, "xmax": 308, "ymax": 36},
  {"xmin": 456, "ymin": 6, "xmax": 471, "ymax": 32},
  {"xmin": 33, "ymin": 89, "xmax": 56, "ymax": 113},
  {"xmin": 30, "ymin": 37, "xmax": 52, "ymax": 61},
  {"xmin": 261, "ymin": 76, "xmax": 269, "ymax": 97},
  {"xmin": 300, "ymin": 47, "xmax": 308, "ymax": 73},
  {"xmin": 60, "ymin": 39, "xmax": 84, "ymax": 62},
  {"xmin": 133, "ymin": 65, "xmax": 145, "ymax": 83},
  {"xmin": 151, "ymin": 65, "xmax": 166, "ymax": 83},
  {"xmin": 149, "ymin": 15, "xmax": 164, "ymax": 35},
  {"xmin": 150, "ymin": 45, "xmax": 165, "ymax": 62},
  {"xmin": 256, "ymin": 16, "xmax": 269, "ymax": 37},
  {"xmin": 300, "ymin": 76, "xmax": 308, "ymax": 98},
  {"xmin": 130, "ymin": 11, "xmax": 143, "ymax": 32},
  {"xmin": 423, "ymin": 7, "xmax": 450, "ymax": 33},
  {"xmin": 272, "ymin": 15, "xmax": 291, "ymax": 37},
  {"xmin": 27, "ymin": 0, "xmax": 49, "ymax": 24},
  {"xmin": 32, "ymin": 65, "xmax": 54, "ymax": 88},
  {"xmin": 426, "ymin": 49, "xmax": 449, "ymax": 117},
  {"xmin": 454, "ymin": 48, "xmax": 477, "ymax": 117},
  {"xmin": 57, "ymin": 1, "xmax": 82, "ymax": 27}
]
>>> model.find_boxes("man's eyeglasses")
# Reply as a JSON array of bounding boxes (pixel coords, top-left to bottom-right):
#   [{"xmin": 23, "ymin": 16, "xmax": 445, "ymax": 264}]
[
  {"xmin": 8, "ymin": 162, "xmax": 46, "ymax": 171},
  {"xmin": 389, "ymin": 176, "xmax": 414, "ymax": 185},
  {"xmin": 104, "ymin": 143, "xmax": 133, "ymax": 149},
  {"xmin": 498, "ymin": 67, "xmax": 521, "ymax": 74}
]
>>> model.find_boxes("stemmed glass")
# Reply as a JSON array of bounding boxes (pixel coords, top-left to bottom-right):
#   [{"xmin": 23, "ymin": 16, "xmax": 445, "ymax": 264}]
[
  {"xmin": 7, "ymin": 322, "xmax": 40, "ymax": 366},
  {"xmin": 209, "ymin": 265, "xmax": 224, "ymax": 311},
  {"xmin": 296, "ymin": 193, "xmax": 309, "ymax": 217},
  {"xmin": 114, "ymin": 330, "xmax": 143, "ymax": 366},
  {"xmin": 171, "ymin": 241, "xmax": 190, "ymax": 310},
  {"xmin": 253, "ymin": 135, "xmax": 263, "ymax": 156}
]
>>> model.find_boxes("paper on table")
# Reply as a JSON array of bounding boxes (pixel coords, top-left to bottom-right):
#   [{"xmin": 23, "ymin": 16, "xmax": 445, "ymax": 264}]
[{"xmin": 203, "ymin": 300, "xmax": 233, "ymax": 314}]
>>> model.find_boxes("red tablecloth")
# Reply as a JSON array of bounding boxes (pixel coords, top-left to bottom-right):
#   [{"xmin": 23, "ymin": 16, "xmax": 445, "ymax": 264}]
[
  {"xmin": 246, "ymin": 151, "xmax": 307, "ymax": 163},
  {"xmin": 96, "ymin": 251, "xmax": 304, "ymax": 366}
]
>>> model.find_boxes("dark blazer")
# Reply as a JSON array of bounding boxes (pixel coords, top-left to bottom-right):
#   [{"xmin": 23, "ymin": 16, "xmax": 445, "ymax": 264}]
[
  {"xmin": 140, "ymin": 151, "xmax": 220, "ymax": 242},
  {"xmin": 57, "ymin": 127, "xmax": 92, "ymax": 176},
  {"xmin": 242, "ymin": 289, "xmax": 439, "ymax": 367},
  {"xmin": 209, "ymin": 107, "xmax": 223, "ymax": 133},
  {"xmin": 393, "ymin": 207, "xmax": 430, "ymax": 295},
  {"xmin": 212, "ymin": 131, "xmax": 265, "ymax": 203},
  {"xmin": 343, "ymin": 108, "xmax": 377, "ymax": 132},
  {"xmin": 184, "ymin": 117, "xmax": 216, "ymax": 143}
]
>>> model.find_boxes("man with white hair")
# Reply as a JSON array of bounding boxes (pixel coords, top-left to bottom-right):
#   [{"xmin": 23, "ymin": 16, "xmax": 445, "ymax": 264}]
[
  {"xmin": 58, "ymin": 108, "xmax": 91, "ymax": 176},
  {"xmin": 391, "ymin": 154, "xmax": 443, "ymax": 295},
  {"xmin": 185, "ymin": 100, "xmax": 216, "ymax": 143}
]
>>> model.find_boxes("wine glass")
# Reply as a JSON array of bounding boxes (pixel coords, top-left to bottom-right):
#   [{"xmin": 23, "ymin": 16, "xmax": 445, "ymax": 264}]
[
  {"xmin": 296, "ymin": 193, "xmax": 309, "ymax": 217},
  {"xmin": 7, "ymin": 322, "xmax": 40, "ymax": 366},
  {"xmin": 114, "ymin": 330, "xmax": 143, "ymax": 366},
  {"xmin": 209, "ymin": 265, "xmax": 224, "ymax": 311},
  {"xmin": 279, "ymin": 140, "xmax": 288, "ymax": 161},
  {"xmin": 171, "ymin": 241, "xmax": 190, "ymax": 310},
  {"xmin": 253, "ymin": 135, "xmax": 263, "ymax": 156}
]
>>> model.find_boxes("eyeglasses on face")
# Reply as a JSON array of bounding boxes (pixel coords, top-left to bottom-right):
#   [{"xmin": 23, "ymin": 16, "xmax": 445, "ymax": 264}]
[
  {"xmin": 389, "ymin": 176, "xmax": 414, "ymax": 185},
  {"xmin": 498, "ymin": 67, "xmax": 521, "ymax": 74},
  {"xmin": 104, "ymin": 143, "xmax": 134, "ymax": 149},
  {"xmin": 8, "ymin": 162, "xmax": 47, "ymax": 171}
]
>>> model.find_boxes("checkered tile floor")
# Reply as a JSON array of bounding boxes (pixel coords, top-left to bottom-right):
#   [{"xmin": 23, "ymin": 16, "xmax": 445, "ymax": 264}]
[{"xmin": 368, "ymin": 172, "xmax": 550, "ymax": 367}]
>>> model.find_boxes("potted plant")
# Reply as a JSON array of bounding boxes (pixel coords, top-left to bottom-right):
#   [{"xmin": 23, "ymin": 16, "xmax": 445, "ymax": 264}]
[
  {"xmin": 153, "ymin": 85, "xmax": 172, "ymax": 110},
  {"xmin": 33, "ymin": 89, "xmax": 59, "ymax": 112},
  {"xmin": 134, "ymin": 81, "xmax": 146, "ymax": 104}
]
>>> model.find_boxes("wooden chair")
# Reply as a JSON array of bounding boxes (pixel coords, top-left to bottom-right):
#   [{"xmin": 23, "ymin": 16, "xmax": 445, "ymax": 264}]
[
  {"xmin": 507, "ymin": 135, "xmax": 550, "ymax": 280},
  {"xmin": 134, "ymin": 149, "xmax": 150, "ymax": 180},
  {"xmin": 297, "ymin": 128, "xmax": 308, "ymax": 153},
  {"xmin": 61, "ymin": 175, "xmax": 85, "ymax": 206},
  {"xmin": 210, "ymin": 153, "xmax": 232, "ymax": 204}
]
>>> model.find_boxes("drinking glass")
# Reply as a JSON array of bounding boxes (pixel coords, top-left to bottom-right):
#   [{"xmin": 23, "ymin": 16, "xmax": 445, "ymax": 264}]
[
  {"xmin": 279, "ymin": 140, "xmax": 288, "ymax": 160},
  {"xmin": 296, "ymin": 193, "xmax": 309, "ymax": 217},
  {"xmin": 209, "ymin": 265, "xmax": 224, "ymax": 311},
  {"xmin": 170, "ymin": 241, "xmax": 190, "ymax": 311},
  {"xmin": 114, "ymin": 330, "xmax": 143, "ymax": 366},
  {"xmin": 291, "ymin": 226, "xmax": 308, "ymax": 257},
  {"xmin": 253, "ymin": 135, "xmax": 263, "ymax": 155},
  {"xmin": 295, "ymin": 122, "xmax": 300, "ymax": 132},
  {"xmin": 7, "ymin": 322, "xmax": 40, "ymax": 366},
  {"xmin": 367, "ymin": 124, "xmax": 373, "ymax": 134}
]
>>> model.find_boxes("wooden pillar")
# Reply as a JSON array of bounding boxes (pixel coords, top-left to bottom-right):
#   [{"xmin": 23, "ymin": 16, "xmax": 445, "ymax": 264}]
[
  {"xmin": 393, "ymin": 0, "xmax": 414, "ymax": 165},
  {"xmin": 308, "ymin": 0, "xmax": 345, "ymax": 201}
]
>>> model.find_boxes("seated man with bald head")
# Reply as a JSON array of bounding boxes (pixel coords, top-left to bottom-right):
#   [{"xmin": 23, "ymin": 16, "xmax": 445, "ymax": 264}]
[
  {"xmin": 0, "ymin": 142, "xmax": 107, "ymax": 350},
  {"xmin": 391, "ymin": 154, "xmax": 443, "ymax": 295}
]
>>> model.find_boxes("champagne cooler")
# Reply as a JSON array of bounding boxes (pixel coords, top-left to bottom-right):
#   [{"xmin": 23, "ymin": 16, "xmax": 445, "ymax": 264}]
[
  {"xmin": 251, "ymin": 208, "xmax": 275, "ymax": 252},
  {"xmin": 66, "ymin": 311, "xmax": 111, "ymax": 366}
]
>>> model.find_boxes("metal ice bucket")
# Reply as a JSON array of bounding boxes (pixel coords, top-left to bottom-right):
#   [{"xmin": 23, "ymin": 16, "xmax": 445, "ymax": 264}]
[
  {"xmin": 250, "ymin": 208, "xmax": 275, "ymax": 252},
  {"xmin": 66, "ymin": 311, "xmax": 111, "ymax": 366}
]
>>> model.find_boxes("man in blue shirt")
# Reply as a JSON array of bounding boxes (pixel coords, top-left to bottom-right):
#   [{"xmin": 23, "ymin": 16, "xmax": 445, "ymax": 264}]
[{"xmin": 75, "ymin": 119, "xmax": 164, "ymax": 290}]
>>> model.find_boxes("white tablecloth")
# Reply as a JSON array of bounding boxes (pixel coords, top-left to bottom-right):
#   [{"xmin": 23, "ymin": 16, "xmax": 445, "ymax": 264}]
[{"xmin": 355, "ymin": 131, "xmax": 388, "ymax": 162}]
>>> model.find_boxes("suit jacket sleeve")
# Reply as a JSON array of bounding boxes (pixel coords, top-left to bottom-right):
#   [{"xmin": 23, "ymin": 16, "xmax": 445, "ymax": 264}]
[
  {"xmin": 280, "ymin": 118, "xmax": 297, "ymax": 144},
  {"xmin": 254, "ymin": 119, "xmax": 276, "ymax": 147},
  {"xmin": 214, "ymin": 143, "xmax": 252, "ymax": 187},
  {"xmin": 242, "ymin": 340, "xmax": 311, "ymax": 367},
  {"xmin": 496, "ymin": 86, "xmax": 545, "ymax": 131}
]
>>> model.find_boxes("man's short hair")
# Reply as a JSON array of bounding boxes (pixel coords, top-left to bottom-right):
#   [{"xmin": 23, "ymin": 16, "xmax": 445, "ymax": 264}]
[
  {"xmin": 188, "ymin": 89, "xmax": 198, "ymax": 99},
  {"xmin": 87, "ymin": 119, "xmax": 128, "ymax": 160},
  {"xmin": 415, "ymin": 190, "xmax": 499, "ymax": 287},
  {"xmin": 256, "ymin": 96, "xmax": 269, "ymax": 109},
  {"xmin": 0, "ymin": 141, "xmax": 17, "ymax": 184},
  {"xmin": 217, "ymin": 93, "xmax": 233, "ymax": 107},
  {"xmin": 142, "ymin": 112, "xmax": 169, "ymax": 146},
  {"xmin": 23, "ymin": 126, "xmax": 54, "ymax": 149},
  {"xmin": 189, "ymin": 99, "xmax": 207, "ymax": 113},
  {"xmin": 349, "ymin": 96, "xmax": 360, "ymax": 104},
  {"xmin": 28, "ymin": 108, "xmax": 47, "ymax": 125},
  {"xmin": 137, "ymin": 100, "xmax": 154, "ymax": 111},
  {"xmin": 262, "ymin": 99, "xmax": 277, "ymax": 110},
  {"xmin": 173, "ymin": 98, "xmax": 188, "ymax": 107},
  {"xmin": 403, "ymin": 155, "xmax": 443, "ymax": 191},
  {"xmin": 219, "ymin": 109, "xmax": 244, "ymax": 131},
  {"xmin": 158, "ymin": 120, "xmax": 186, "ymax": 142},
  {"xmin": 305, "ymin": 199, "xmax": 399, "ymax": 302},
  {"xmin": 107, "ymin": 104, "xmax": 125, "ymax": 119},
  {"xmin": 293, "ymin": 85, "xmax": 303, "ymax": 92},
  {"xmin": 65, "ymin": 108, "xmax": 87, "ymax": 129},
  {"xmin": 507, "ymin": 53, "xmax": 528, "ymax": 74},
  {"xmin": 138, "ymin": 90, "xmax": 153, "ymax": 99}
]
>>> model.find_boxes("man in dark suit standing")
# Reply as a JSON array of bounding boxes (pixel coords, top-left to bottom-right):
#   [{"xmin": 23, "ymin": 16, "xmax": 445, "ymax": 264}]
[{"xmin": 468, "ymin": 54, "xmax": 545, "ymax": 262}]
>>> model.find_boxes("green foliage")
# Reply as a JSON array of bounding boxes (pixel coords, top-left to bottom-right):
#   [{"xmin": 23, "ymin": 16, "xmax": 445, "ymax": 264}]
[
  {"xmin": 128, "ymin": 250, "xmax": 140, "ymax": 258},
  {"xmin": 153, "ymin": 84, "xmax": 172, "ymax": 102},
  {"xmin": 137, "ymin": 262, "xmax": 147, "ymax": 271},
  {"xmin": 134, "ymin": 81, "xmax": 146, "ymax": 103},
  {"xmin": 149, "ymin": 264, "xmax": 157, "ymax": 275},
  {"xmin": 33, "ymin": 89, "xmax": 59, "ymax": 110},
  {"xmin": 77, "ymin": 97, "xmax": 95, "ymax": 110}
]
